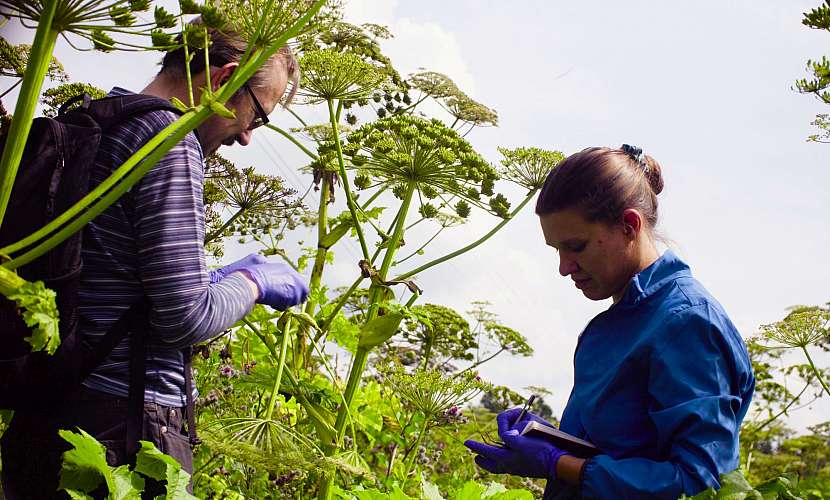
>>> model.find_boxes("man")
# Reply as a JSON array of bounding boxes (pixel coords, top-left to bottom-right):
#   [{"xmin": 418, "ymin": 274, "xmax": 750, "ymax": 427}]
[{"xmin": 1, "ymin": 20, "xmax": 308, "ymax": 498}]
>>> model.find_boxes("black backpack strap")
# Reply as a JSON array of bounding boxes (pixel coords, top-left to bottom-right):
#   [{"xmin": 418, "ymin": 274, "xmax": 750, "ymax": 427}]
[{"xmin": 80, "ymin": 301, "xmax": 148, "ymax": 378}]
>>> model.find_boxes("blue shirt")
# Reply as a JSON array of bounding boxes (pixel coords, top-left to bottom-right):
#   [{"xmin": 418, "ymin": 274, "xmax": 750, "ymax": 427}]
[{"xmin": 546, "ymin": 250, "xmax": 754, "ymax": 499}]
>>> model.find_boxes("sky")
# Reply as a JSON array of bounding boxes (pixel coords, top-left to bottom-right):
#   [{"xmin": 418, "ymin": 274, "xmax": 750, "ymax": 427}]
[{"xmin": 3, "ymin": 1, "xmax": 829, "ymax": 430}]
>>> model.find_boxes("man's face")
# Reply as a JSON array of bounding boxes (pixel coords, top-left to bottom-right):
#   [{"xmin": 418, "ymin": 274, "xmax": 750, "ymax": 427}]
[
  {"xmin": 539, "ymin": 208, "xmax": 638, "ymax": 302},
  {"xmin": 197, "ymin": 62, "xmax": 288, "ymax": 156}
]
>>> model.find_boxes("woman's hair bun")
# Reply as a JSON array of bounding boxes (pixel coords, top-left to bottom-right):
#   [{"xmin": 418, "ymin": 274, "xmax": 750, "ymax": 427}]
[{"xmin": 643, "ymin": 155, "xmax": 664, "ymax": 195}]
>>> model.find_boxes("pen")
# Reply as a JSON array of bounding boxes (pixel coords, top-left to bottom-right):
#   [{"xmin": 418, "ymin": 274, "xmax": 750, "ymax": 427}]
[{"xmin": 515, "ymin": 394, "xmax": 536, "ymax": 426}]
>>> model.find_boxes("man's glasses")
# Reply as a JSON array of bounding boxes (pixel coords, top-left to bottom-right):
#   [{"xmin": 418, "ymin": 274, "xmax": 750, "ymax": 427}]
[{"xmin": 243, "ymin": 84, "xmax": 269, "ymax": 131}]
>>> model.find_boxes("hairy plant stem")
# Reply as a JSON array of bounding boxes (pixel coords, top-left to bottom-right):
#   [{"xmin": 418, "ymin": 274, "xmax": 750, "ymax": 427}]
[
  {"xmin": 393, "ymin": 189, "xmax": 537, "ymax": 282},
  {"xmin": 327, "ymin": 98, "xmax": 370, "ymax": 261},
  {"xmin": 0, "ymin": 0, "xmax": 58, "ymax": 227},
  {"xmin": 204, "ymin": 206, "xmax": 245, "ymax": 245},
  {"xmin": 265, "ymin": 312, "xmax": 292, "ymax": 421},
  {"xmin": 801, "ymin": 346, "xmax": 830, "ymax": 397},
  {"xmin": 266, "ymin": 123, "xmax": 318, "ymax": 160},
  {"xmin": 318, "ymin": 183, "xmax": 415, "ymax": 499}
]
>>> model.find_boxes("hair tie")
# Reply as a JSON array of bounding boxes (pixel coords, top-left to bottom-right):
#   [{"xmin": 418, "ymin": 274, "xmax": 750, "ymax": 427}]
[{"xmin": 621, "ymin": 143, "xmax": 649, "ymax": 174}]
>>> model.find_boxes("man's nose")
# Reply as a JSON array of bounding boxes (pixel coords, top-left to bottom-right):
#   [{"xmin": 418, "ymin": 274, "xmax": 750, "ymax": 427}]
[
  {"xmin": 237, "ymin": 129, "xmax": 253, "ymax": 146},
  {"xmin": 559, "ymin": 257, "xmax": 580, "ymax": 277}
]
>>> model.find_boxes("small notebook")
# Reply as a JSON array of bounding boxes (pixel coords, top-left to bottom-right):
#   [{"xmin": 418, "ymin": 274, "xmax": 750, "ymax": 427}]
[{"xmin": 519, "ymin": 421, "xmax": 601, "ymax": 458}]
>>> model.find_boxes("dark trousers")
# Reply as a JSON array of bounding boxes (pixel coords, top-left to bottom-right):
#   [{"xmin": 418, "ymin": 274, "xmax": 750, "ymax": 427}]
[{"xmin": 1, "ymin": 387, "xmax": 192, "ymax": 499}]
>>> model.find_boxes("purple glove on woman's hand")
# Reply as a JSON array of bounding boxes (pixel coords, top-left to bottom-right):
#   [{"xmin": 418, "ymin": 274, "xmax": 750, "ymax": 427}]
[
  {"xmin": 209, "ymin": 253, "xmax": 268, "ymax": 283},
  {"xmin": 464, "ymin": 407, "xmax": 569, "ymax": 480},
  {"xmin": 498, "ymin": 407, "xmax": 554, "ymax": 433}
]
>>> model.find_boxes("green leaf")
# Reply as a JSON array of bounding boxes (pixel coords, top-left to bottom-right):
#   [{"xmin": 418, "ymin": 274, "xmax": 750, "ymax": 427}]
[
  {"xmin": 5, "ymin": 276, "xmax": 60, "ymax": 354},
  {"xmin": 358, "ymin": 312, "xmax": 405, "ymax": 349},
  {"xmin": 58, "ymin": 429, "xmax": 144, "ymax": 498},
  {"xmin": 454, "ymin": 481, "xmax": 487, "ymax": 500},
  {"xmin": 134, "ymin": 441, "xmax": 196, "ymax": 499},
  {"xmin": 329, "ymin": 312, "xmax": 360, "ymax": 353}
]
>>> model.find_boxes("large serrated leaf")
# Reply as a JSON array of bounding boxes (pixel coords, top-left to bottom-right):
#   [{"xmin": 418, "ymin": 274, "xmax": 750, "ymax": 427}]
[
  {"xmin": 58, "ymin": 429, "xmax": 144, "ymax": 499},
  {"xmin": 133, "ymin": 441, "xmax": 196, "ymax": 499},
  {"xmin": 3, "ymin": 274, "xmax": 60, "ymax": 354}
]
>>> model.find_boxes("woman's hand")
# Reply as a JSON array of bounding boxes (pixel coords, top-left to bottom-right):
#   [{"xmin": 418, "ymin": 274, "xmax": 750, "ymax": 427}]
[
  {"xmin": 497, "ymin": 407, "xmax": 553, "ymax": 432},
  {"xmin": 464, "ymin": 407, "xmax": 570, "ymax": 480}
]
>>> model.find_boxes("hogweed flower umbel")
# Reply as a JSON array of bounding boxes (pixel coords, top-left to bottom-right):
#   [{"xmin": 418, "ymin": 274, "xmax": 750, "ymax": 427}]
[
  {"xmin": 497, "ymin": 146, "xmax": 565, "ymax": 192},
  {"xmin": 297, "ymin": 49, "xmax": 387, "ymax": 103},
  {"xmin": 380, "ymin": 363, "xmax": 489, "ymax": 423},
  {"xmin": 343, "ymin": 115, "xmax": 506, "ymax": 218},
  {"xmin": 760, "ymin": 309, "xmax": 829, "ymax": 349}
]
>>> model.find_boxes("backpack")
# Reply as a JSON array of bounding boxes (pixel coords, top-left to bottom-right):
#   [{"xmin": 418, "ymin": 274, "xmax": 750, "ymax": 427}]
[{"xmin": 0, "ymin": 93, "xmax": 182, "ymax": 414}]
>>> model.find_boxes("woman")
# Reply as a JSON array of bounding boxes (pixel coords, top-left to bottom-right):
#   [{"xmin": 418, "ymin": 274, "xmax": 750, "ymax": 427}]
[{"xmin": 465, "ymin": 145, "xmax": 755, "ymax": 499}]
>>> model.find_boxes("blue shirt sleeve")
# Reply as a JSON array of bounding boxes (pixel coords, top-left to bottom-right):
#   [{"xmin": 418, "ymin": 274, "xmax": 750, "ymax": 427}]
[{"xmin": 579, "ymin": 303, "xmax": 751, "ymax": 499}]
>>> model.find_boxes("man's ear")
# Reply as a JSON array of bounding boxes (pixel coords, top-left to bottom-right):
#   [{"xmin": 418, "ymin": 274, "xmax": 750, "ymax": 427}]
[
  {"xmin": 621, "ymin": 209, "xmax": 642, "ymax": 238},
  {"xmin": 210, "ymin": 62, "xmax": 239, "ymax": 92}
]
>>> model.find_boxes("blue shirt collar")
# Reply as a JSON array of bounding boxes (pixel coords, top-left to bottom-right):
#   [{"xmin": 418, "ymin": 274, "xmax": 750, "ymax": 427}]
[{"xmin": 617, "ymin": 249, "xmax": 692, "ymax": 307}]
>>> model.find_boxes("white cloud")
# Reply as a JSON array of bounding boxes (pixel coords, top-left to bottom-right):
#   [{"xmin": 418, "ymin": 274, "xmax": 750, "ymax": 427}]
[{"xmin": 343, "ymin": 0, "xmax": 477, "ymax": 95}]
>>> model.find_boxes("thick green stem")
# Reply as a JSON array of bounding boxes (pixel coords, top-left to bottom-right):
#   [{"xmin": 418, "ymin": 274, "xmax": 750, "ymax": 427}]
[
  {"xmin": 393, "ymin": 189, "xmax": 537, "ymax": 282},
  {"xmin": 318, "ymin": 184, "xmax": 415, "ymax": 499},
  {"xmin": 204, "ymin": 207, "xmax": 245, "ymax": 245},
  {"xmin": 266, "ymin": 123, "xmax": 318, "ymax": 160},
  {"xmin": 265, "ymin": 313, "xmax": 292, "ymax": 421},
  {"xmin": 304, "ymin": 177, "xmax": 331, "ymax": 316},
  {"xmin": 301, "ymin": 178, "xmax": 331, "ymax": 368},
  {"xmin": 801, "ymin": 346, "xmax": 830, "ymax": 397},
  {"xmin": 327, "ymin": 99, "xmax": 370, "ymax": 260},
  {"xmin": 0, "ymin": 0, "xmax": 58, "ymax": 228},
  {"xmin": 0, "ymin": 265, "xmax": 25, "ymax": 298}
]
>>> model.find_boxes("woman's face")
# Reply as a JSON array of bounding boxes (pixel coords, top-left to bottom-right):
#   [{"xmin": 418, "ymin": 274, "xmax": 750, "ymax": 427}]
[{"xmin": 539, "ymin": 208, "xmax": 640, "ymax": 302}]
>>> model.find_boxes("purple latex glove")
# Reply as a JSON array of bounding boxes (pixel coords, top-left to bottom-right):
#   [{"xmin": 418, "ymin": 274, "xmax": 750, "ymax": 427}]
[
  {"xmin": 209, "ymin": 253, "xmax": 268, "ymax": 283},
  {"xmin": 238, "ymin": 262, "xmax": 309, "ymax": 310},
  {"xmin": 498, "ymin": 407, "xmax": 554, "ymax": 433},
  {"xmin": 464, "ymin": 407, "xmax": 569, "ymax": 480}
]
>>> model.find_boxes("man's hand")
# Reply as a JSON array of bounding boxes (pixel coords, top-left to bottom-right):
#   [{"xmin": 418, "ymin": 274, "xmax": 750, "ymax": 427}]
[
  {"xmin": 238, "ymin": 262, "xmax": 309, "ymax": 310},
  {"xmin": 464, "ymin": 407, "xmax": 569, "ymax": 480},
  {"xmin": 209, "ymin": 253, "xmax": 268, "ymax": 283}
]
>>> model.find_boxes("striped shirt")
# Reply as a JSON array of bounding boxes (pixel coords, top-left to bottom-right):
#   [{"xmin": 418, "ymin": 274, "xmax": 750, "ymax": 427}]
[{"xmin": 80, "ymin": 87, "xmax": 256, "ymax": 406}]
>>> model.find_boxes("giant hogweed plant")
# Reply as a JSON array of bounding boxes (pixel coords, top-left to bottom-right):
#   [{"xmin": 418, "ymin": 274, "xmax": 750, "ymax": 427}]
[
  {"xmin": 0, "ymin": 0, "xmax": 329, "ymax": 353},
  {"xmin": 196, "ymin": 29, "xmax": 564, "ymax": 496}
]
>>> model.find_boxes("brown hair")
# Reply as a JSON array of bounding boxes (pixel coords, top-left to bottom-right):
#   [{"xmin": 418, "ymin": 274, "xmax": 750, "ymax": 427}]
[
  {"xmin": 159, "ymin": 17, "xmax": 300, "ymax": 107},
  {"xmin": 535, "ymin": 146, "xmax": 665, "ymax": 230}
]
